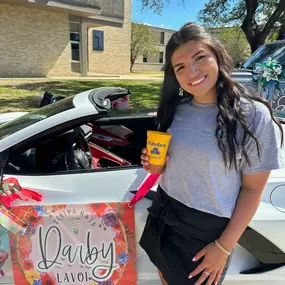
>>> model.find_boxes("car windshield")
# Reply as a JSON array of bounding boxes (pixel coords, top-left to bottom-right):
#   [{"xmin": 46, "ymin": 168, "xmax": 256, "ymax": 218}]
[
  {"xmin": 243, "ymin": 42, "xmax": 285, "ymax": 69},
  {"xmin": 0, "ymin": 96, "xmax": 74, "ymax": 140}
]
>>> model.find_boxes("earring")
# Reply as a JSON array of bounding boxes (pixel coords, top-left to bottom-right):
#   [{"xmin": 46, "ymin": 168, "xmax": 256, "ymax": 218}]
[{"xmin": 179, "ymin": 87, "xmax": 184, "ymax": 97}]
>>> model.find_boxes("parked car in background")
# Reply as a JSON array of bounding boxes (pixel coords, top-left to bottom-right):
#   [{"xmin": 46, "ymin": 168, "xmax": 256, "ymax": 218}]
[
  {"xmin": 233, "ymin": 40, "xmax": 285, "ymax": 113},
  {"xmin": 241, "ymin": 40, "xmax": 285, "ymax": 71}
]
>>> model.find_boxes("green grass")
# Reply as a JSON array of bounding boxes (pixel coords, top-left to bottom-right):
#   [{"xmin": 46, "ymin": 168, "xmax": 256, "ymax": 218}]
[{"xmin": 0, "ymin": 80, "xmax": 161, "ymax": 115}]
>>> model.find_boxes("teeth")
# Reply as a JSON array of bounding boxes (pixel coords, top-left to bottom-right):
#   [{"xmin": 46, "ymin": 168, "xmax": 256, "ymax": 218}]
[{"xmin": 191, "ymin": 77, "xmax": 205, "ymax": 85}]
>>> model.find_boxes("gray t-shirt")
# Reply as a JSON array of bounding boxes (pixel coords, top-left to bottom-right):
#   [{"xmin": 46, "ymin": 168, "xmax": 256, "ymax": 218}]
[{"xmin": 159, "ymin": 98, "xmax": 285, "ymax": 218}]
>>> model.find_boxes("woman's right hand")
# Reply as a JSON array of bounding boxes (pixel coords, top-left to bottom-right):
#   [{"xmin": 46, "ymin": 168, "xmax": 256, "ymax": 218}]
[{"xmin": 141, "ymin": 148, "xmax": 169, "ymax": 174}]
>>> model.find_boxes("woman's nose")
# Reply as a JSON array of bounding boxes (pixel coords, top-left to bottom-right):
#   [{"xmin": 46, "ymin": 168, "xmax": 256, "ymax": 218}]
[{"xmin": 187, "ymin": 64, "xmax": 199, "ymax": 77}]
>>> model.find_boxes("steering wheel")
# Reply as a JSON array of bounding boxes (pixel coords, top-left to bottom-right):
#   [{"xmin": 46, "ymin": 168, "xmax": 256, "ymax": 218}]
[{"xmin": 65, "ymin": 132, "xmax": 94, "ymax": 170}]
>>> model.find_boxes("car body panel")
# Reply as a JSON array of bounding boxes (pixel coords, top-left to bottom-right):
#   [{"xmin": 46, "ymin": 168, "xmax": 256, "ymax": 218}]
[{"xmin": 1, "ymin": 166, "xmax": 285, "ymax": 284}]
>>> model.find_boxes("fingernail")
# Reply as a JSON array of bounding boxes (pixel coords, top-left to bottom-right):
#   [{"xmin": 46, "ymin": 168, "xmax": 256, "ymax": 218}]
[
  {"xmin": 188, "ymin": 275, "xmax": 192, "ymax": 279},
  {"xmin": 145, "ymin": 157, "xmax": 149, "ymax": 161},
  {"xmin": 192, "ymin": 257, "xmax": 196, "ymax": 261}
]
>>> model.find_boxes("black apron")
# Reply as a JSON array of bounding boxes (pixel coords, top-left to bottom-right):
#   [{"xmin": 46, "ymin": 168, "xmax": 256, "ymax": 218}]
[{"xmin": 139, "ymin": 186, "xmax": 233, "ymax": 285}]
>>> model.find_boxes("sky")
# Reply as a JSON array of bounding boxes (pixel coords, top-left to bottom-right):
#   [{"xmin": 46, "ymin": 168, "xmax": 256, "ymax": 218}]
[{"xmin": 131, "ymin": 0, "xmax": 205, "ymax": 31}]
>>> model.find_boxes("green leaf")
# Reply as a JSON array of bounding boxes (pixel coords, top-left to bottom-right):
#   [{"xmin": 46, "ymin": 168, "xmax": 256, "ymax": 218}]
[{"xmin": 2, "ymin": 183, "xmax": 9, "ymax": 191}]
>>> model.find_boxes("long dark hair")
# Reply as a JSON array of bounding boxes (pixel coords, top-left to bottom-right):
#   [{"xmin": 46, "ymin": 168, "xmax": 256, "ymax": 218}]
[{"xmin": 158, "ymin": 22, "xmax": 283, "ymax": 169}]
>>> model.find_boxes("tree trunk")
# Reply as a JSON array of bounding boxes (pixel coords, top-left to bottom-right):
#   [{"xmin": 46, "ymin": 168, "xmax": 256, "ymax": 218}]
[
  {"xmin": 241, "ymin": 0, "xmax": 285, "ymax": 53},
  {"xmin": 241, "ymin": 0, "xmax": 258, "ymax": 52},
  {"xmin": 248, "ymin": 36, "xmax": 265, "ymax": 53},
  {"xmin": 130, "ymin": 60, "xmax": 135, "ymax": 72}
]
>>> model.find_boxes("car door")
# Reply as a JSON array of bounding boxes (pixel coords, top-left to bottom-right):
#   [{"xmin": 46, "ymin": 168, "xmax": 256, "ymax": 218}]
[
  {"xmin": 5, "ymin": 161, "xmax": 285, "ymax": 285},
  {"xmin": 1, "ymin": 145, "xmax": 161, "ymax": 285},
  {"xmin": 0, "ymin": 87, "xmax": 162, "ymax": 285},
  {"xmin": 2, "ymin": 167, "xmax": 160, "ymax": 285}
]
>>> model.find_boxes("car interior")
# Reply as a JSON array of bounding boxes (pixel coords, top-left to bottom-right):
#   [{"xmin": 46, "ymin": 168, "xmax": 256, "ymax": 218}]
[{"xmin": 4, "ymin": 115, "xmax": 158, "ymax": 174}]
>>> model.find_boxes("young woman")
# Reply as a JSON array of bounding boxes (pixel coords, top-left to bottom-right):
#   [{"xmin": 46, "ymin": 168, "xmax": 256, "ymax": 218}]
[{"xmin": 140, "ymin": 23, "xmax": 284, "ymax": 285}]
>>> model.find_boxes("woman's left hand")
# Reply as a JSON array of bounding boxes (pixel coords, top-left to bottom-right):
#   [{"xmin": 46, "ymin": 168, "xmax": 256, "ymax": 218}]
[{"xmin": 189, "ymin": 242, "xmax": 228, "ymax": 285}]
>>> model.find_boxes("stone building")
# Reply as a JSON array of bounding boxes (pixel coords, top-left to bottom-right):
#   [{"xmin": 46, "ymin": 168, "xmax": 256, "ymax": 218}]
[{"xmin": 0, "ymin": 0, "xmax": 131, "ymax": 77}]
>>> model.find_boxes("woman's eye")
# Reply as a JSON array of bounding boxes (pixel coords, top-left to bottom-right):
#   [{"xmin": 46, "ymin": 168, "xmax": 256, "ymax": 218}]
[
  {"xmin": 176, "ymin": 66, "xmax": 184, "ymax": 72},
  {"xmin": 196, "ymin": 55, "xmax": 205, "ymax": 61}
]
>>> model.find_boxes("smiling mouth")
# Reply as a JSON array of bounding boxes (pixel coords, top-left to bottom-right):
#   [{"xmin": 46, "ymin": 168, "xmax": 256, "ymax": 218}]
[{"xmin": 189, "ymin": 76, "xmax": 207, "ymax": 86}]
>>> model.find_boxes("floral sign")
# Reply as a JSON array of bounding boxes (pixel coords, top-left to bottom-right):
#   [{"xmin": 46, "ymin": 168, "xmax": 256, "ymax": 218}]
[{"xmin": 8, "ymin": 202, "xmax": 136, "ymax": 285}]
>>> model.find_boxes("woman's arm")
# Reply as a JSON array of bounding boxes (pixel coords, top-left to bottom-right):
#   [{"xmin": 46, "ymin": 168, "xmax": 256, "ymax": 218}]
[{"xmin": 217, "ymin": 170, "xmax": 271, "ymax": 252}]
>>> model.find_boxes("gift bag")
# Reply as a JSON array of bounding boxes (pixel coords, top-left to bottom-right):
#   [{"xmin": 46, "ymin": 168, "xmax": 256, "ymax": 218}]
[{"xmin": 111, "ymin": 95, "xmax": 130, "ymax": 110}]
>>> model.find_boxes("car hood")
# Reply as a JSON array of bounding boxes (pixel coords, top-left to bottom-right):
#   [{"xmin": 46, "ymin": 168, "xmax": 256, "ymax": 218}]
[
  {"xmin": 231, "ymin": 69, "xmax": 254, "ymax": 81},
  {"xmin": 232, "ymin": 69, "xmax": 253, "ymax": 74}
]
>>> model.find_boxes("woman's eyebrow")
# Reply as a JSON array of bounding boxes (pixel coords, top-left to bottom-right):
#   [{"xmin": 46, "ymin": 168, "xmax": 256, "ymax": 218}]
[
  {"xmin": 173, "ymin": 63, "xmax": 183, "ymax": 69},
  {"xmin": 192, "ymin": 50, "xmax": 204, "ymax": 58}
]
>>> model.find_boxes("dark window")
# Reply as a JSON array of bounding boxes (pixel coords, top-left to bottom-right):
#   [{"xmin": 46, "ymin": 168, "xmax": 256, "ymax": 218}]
[
  {"xmin": 70, "ymin": 21, "xmax": 81, "ymax": 72},
  {"xmin": 159, "ymin": 52, "xmax": 164, "ymax": 63},
  {"xmin": 243, "ymin": 43, "xmax": 285, "ymax": 69},
  {"xmin": 71, "ymin": 43, "xmax": 80, "ymax": 61},
  {"xmin": 160, "ymin": 32, "xmax": 165, "ymax": 44},
  {"xmin": 143, "ymin": 55, "xmax": 148, "ymax": 63},
  {"xmin": 93, "ymin": 30, "xmax": 104, "ymax": 51},
  {"xmin": 70, "ymin": 33, "xmax": 80, "ymax": 42},
  {"xmin": 0, "ymin": 97, "xmax": 75, "ymax": 140}
]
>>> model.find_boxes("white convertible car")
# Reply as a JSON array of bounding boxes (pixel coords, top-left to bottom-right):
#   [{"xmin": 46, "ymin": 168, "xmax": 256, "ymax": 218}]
[{"xmin": 0, "ymin": 87, "xmax": 284, "ymax": 285}]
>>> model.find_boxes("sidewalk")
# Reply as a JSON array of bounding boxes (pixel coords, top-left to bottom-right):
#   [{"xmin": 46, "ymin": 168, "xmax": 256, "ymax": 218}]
[{"xmin": 0, "ymin": 73, "xmax": 164, "ymax": 85}]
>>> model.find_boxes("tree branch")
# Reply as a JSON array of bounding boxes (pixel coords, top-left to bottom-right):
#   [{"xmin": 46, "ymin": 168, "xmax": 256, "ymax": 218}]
[
  {"xmin": 259, "ymin": 0, "xmax": 285, "ymax": 41},
  {"xmin": 198, "ymin": 0, "xmax": 244, "ymax": 25}
]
